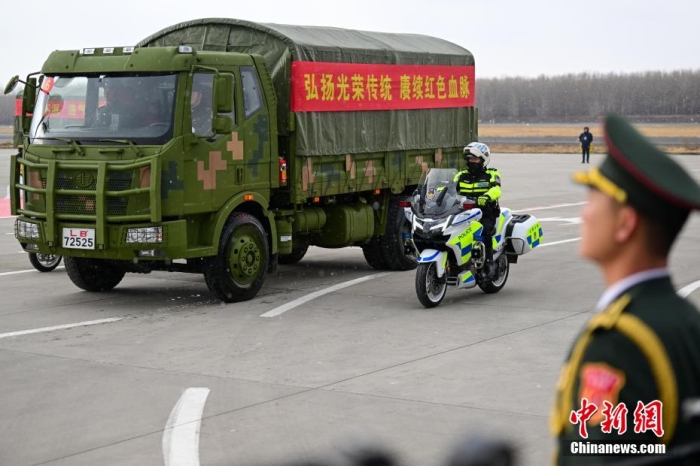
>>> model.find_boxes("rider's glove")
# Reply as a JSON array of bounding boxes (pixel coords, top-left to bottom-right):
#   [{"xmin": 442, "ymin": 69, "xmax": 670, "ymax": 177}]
[{"xmin": 477, "ymin": 195, "xmax": 490, "ymax": 206}]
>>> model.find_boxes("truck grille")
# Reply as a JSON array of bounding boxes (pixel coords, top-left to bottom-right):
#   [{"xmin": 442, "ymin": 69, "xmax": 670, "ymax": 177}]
[{"xmin": 43, "ymin": 171, "xmax": 133, "ymax": 216}]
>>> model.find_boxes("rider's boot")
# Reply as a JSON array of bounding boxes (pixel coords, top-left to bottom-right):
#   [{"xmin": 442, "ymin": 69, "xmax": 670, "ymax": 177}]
[{"xmin": 482, "ymin": 237, "xmax": 496, "ymax": 279}]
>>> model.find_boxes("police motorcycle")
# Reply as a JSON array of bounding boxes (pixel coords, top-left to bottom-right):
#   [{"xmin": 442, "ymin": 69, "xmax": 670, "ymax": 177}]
[
  {"xmin": 28, "ymin": 252, "xmax": 63, "ymax": 272},
  {"xmin": 405, "ymin": 168, "xmax": 543, "ymax": 308}
]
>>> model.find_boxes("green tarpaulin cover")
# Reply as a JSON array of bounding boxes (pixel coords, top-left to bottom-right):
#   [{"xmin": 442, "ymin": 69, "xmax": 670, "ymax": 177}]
[{"xmin": 138, "ymin": 18, "xmax": 477, "ymax": 156}]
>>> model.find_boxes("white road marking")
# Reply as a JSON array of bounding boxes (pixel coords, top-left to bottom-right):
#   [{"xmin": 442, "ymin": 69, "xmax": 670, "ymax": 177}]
[
  {"xmin": 538, "ymin": 217, "xmax": 582, "ymax": 225},
  {"xmin": 0, "ymin": 317, "xmax": 122, "ymax": 339},
  {"xmin": 538, "ymin": 237, "xmax": 581, "ymax": 248},
  {"xmin": 515, "ymin": 201, "xmax": 587, "ymax": 213},
  {"xmin": 0, "ymin": 266, "xmax": 65, "ymax": 277},
  {"xmin": 678, "ymin": 280, "xmax": 700, "ymax": 298},
  {"xmin": 163, "ymin": 388, "xmax": 210, "ymax": 466},
  {"xmin": 261, "ymin": 273, "xmax": 390, "ymax": 318}
]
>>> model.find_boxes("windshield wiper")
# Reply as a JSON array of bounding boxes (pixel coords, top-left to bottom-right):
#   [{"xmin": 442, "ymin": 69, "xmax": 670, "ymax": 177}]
[
  {"xmin": 33, "ymin": 136, "xmax": 84, "ymax": 156},
  {"xmin": 90, "ymin": 138, "xmax": 143, "ymax": 157}
]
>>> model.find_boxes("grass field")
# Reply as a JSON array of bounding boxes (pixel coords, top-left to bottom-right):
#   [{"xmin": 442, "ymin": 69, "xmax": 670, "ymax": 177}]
[
  {"xmin": 480, "ymin": 123, "xmax": 700, "ymax": 154},
  {"xmin": 479, "ymin": 123, "xmax": 700, "ymax": 138}
]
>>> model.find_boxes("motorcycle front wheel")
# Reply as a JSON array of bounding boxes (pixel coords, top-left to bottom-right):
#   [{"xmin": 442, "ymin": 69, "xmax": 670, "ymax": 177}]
[
  {"xmin": 415, "ymin": 262, "xmax": 447, "ymax": 308},
  {"xmin": 29, "ymin": 253, "xmax": 62, "ymax": 272},
  {"xmin": 478, "ymin": 254, "xmax": 510, "ymax": 294}
]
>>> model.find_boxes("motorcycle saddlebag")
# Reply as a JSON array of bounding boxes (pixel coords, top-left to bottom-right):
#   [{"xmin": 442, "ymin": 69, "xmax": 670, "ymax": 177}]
[{"xmin": 505, "ymin": 214, "xmax": 543, "ymax": 255}]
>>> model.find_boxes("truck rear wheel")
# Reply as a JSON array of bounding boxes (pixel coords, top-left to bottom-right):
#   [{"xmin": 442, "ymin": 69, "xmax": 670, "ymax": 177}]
[
  {"xmin": 362, "ymin": 237, "xmax": 387, "ymax": 270},
  {"xmin": 379, "ymin": 196, "xmax": 417, "ymax": 271},
  {"xmin": 64, "ymin": 257, "xmax": 125, "ymax": 291},
  {"xmin": 278, "ymin": 244, "xmax": 309, "ymax": 265},
  {"xmin": 204, "ymin": 213, "xmax": 269, "ymax": 303}
]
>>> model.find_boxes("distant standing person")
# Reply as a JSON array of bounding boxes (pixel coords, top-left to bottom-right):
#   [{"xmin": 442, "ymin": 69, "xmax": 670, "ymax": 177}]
[{"xmin": 579, "ymin": 126, "xmax": 593, "ymax": 163}]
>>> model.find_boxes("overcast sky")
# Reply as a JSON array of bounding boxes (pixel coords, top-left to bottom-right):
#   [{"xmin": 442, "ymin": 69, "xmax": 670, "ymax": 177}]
[{"xmin": 1, "ymin": 0, "xmax": 698, "ymax": 84}]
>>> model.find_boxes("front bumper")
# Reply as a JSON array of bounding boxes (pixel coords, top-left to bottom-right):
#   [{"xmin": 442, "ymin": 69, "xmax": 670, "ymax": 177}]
[{"xmin": 15, "ymin": 217, "xmax": 189, "ymax": 260}]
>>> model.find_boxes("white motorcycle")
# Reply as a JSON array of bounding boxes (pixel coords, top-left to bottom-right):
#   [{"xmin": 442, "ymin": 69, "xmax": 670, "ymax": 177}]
[{"xmin": 405, "ymin": 168, "xmax": 544, "ymax": 308}]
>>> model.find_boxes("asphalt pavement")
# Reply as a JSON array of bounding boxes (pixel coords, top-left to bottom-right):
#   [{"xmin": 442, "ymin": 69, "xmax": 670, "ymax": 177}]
[{"xmin": 1, "ymin": 149, "xmax": 699, "ymax": 466}]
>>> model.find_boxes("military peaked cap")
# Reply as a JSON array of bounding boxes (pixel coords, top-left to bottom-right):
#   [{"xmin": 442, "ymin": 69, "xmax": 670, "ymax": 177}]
[{"xmin": 574, "ymin": 114, "xmax": 700, "ymax": 227}]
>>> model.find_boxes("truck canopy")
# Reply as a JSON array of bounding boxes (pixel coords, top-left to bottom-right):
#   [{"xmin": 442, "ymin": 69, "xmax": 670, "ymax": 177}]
[{"xmin": 138, "ymin": 18, "xmax": 476, "ymax": 156}]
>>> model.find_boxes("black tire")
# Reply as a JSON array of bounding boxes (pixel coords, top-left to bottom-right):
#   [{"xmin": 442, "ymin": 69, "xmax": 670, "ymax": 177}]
[
  {"xmin": 64, "ymin": 257, "xmax": 125, "ymax": 291},
  {"xmin": 379, "ymin": 196, "xmax": 417, "ymax": 271},
  {"xmin": 478, "ymin": 254, "xmax": 510, "ymax": 294},
  {"xmin": 278, "ymin": 244, "xmax": 309, "ymax": 265},
  {"xmin": 415, "ymin": 262, "xmax": 447, "ymax": 308},
  {"xmin": 204, "ymin": 213, "xmax": 269, "ymax": 303},
  {"xmin": 29, "ymin": 253, "xmax": 62, "ymax": 272},
  {"xmin": 361, "ymin": 236, "xmax": 388, "ymax": 270}
]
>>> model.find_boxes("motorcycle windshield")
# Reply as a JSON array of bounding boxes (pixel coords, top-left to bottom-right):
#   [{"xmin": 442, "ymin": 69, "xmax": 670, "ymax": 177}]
[{"xmin": 411, "ymin": 168, "xmax": 462, "ymax": 217}]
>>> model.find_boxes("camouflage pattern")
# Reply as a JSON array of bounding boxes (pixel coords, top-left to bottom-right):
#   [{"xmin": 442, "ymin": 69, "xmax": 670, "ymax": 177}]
[{"xmin": 10, "ymin": 20, "xmax": 478, "ymax": 301}]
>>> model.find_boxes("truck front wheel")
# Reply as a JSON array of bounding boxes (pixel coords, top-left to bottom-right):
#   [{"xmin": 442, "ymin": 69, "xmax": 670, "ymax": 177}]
[
  {"xmin": 204, "ymin": 213, "xmax": 270, "ymax": 303},
  {"xmin": 64, "ymin": 257, "xmax": 125, "ymax": 291}
]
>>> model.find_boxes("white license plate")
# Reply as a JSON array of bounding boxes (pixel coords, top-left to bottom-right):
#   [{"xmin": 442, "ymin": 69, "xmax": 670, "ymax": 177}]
[{"xmin": 62, "ymin": 228, "xmax": 96, "ymax": 249}]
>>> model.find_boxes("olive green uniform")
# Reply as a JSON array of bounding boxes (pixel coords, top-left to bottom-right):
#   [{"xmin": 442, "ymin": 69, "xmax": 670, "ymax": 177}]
[
  {"xmin": 551, "ymin": 277, "xmax": 700, "ymax": 464},
  {"xmin": 551, "ymin": 114, "xmax": 700, "ymax": 464}
]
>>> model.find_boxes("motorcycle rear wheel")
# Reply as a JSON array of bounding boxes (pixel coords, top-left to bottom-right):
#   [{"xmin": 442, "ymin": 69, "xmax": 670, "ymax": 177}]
[
  {"xmin": 478, "ymin": 254, "xmax": 510, "ymax": 294},
  {"xmin": 416, "ymin": 262, "xmax": 447, "ymax": 308}
]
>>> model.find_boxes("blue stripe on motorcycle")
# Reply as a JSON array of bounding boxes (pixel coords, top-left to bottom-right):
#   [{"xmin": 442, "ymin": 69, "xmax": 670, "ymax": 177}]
[
  {"xmin": 461, "ymin": 244, "xmax": 472, "ymax": 256},
  {"xmin": 418, "ymin": 251, "xmax": 440, "ymax": 262},
  {"xmin": 532, "ymin": 239, "xmax": 540, "ymax": 248}
]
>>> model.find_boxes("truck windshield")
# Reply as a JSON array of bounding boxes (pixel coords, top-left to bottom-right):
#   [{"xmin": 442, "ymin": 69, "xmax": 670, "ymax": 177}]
[{"xmin": 29, "ymin": 74, "xmax": 178, "ymax": 146}]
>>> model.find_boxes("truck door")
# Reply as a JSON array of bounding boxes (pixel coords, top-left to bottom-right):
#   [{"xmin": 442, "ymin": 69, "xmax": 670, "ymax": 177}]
[
  {"xmin": 186, "ymin": 71, "xmax": 240, "ymax": 212},
  {"xmin": 239, "ymin": 66, "xmax": 271, "ymax": 192}
]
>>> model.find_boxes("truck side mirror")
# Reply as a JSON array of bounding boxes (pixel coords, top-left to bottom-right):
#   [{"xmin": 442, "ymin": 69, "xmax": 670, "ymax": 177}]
[
  {"xmin": 212, "ymin": 115, "xmax": 233, "ymax": 134},
  {"xmin": 4, "ymin": 75, "xmax": 19, "ymax": 95},
  {"xmin": 214, "ymin": 74, "xmax": 234, "ymax": 113},
  {"xmin": 21, "ymin": 77, "xmax": 37, "ymax": 134}
]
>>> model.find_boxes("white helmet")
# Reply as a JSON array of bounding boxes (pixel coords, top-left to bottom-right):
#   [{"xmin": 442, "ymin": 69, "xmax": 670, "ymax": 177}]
[{"xmin": 463, "ymin": 142, "xmax": 491, "ymax": 167}]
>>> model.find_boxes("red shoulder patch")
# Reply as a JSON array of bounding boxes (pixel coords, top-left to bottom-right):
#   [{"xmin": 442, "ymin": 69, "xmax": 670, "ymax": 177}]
[{"xmin": 578, "ymin": 363, "xmax": 626, "ymax": 425}]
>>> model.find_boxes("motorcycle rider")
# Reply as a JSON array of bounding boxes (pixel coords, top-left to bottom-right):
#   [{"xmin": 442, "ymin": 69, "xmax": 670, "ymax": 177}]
[{"xmin": 454, "ymin": 142, "xmax": 502, "ymax": 278}]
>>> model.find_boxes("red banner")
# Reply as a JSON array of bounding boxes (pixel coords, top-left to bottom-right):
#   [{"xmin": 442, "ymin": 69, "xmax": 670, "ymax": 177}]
[
  {"xmin": 16, "ymin": 98, "xmax": 90, "ymax": 119},
  {"xmin": 45, "ymin": 100, "xmax": 90, "ymax": 119},
  {"xmin": 291, "ymin": 61, "xmax": 475, "ymax": 112}
]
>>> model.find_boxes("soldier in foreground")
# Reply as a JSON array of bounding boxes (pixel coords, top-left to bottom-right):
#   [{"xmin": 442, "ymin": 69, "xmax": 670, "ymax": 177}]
[{"xmin": 551, "ymin": 114, "xmax": 700, "ymax": 464}]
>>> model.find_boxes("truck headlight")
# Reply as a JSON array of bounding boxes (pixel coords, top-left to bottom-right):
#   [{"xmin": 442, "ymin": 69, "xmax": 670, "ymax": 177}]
[
  {"xmin": 125, "ymin": 226, "xmax": 163, "ymax": 244},
  {"xmin": 15, "ymin": 219, "xmax": 40, "ymax": 239}
]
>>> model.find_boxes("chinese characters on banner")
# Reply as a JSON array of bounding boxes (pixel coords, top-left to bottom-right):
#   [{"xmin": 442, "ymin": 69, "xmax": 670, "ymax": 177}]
[
  {"xmin": 569, "ymin": 398, "xmax": 664, "ymax": 439},
  {"xmin": 45, "ymin": 100, "xmax": 88, "ymax": 119},
  {"xmin": 291, "ymin": 61, "xmax": 475, "ymax": 112}
]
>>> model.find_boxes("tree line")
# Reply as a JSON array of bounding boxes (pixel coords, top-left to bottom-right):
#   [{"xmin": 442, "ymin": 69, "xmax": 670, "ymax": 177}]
[
  {"xmin": 476, "ymin": 69, "xmax": 700, "ymax": 123},
  {"xmin": 1, "ymin": 69, "xmax": 699, "ymax": 126}
]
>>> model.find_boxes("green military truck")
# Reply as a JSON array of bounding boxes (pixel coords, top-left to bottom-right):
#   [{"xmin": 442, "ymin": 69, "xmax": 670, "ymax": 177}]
[{"xmin": 5, "ymin": 18, "xmax": 478, "ymax": 302}]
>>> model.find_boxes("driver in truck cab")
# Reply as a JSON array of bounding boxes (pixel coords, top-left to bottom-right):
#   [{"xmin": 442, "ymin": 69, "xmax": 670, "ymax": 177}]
[
  {"xmin": 97, "ymin": 78, "xmax": 154, "ymax": 130},
  {"xmin": 454, "ymin": 142, "xmax": 502, "ymax": 278}
]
